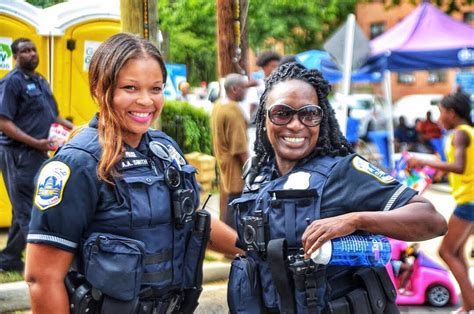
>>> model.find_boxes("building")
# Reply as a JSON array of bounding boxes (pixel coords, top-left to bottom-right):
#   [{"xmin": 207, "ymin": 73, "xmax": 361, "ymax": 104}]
[{"xmin": 356, "ymin": 0, "xmax": 474, "ymax": 101}]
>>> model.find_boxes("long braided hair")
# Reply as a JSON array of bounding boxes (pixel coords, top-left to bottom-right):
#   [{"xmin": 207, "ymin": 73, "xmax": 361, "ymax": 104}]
[{"xmin": 253, "ymin": 62, "xmax": 353, "ymax": 168}]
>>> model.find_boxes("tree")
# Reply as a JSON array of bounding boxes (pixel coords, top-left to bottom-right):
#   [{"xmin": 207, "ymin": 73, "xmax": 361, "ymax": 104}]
[
  {"xmin": 158, "ymin": 0, "xmax": 218, "ymax": 85},
  {"xmin": 26, "ymin": 0, "xmax": 63, "ymax": 8},
  {"xmin": 247, "ymin": 0, "xmax": 358, "ymax": 54}
]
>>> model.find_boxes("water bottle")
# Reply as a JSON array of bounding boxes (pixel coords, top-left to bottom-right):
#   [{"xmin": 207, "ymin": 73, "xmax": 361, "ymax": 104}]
[{"xmin": 310, "ymin": 234, "xmax": 391, "ymax": 267}]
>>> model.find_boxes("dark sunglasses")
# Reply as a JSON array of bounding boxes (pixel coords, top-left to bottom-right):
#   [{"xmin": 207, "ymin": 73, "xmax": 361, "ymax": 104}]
[{"xmin": 266, "ymin": 103, "xmax": 323, "ymax": 127}]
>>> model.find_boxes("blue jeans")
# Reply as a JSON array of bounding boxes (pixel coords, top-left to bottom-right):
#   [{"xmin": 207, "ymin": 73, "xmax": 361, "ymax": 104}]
[{"xmin": 0, "ymin": 145, "xmax": 47, "ymax": 268}]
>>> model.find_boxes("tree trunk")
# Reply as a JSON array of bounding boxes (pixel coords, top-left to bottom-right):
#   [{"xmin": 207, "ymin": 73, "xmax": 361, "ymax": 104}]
[
  {"xmin": 120, "ymin": 0, "xmax": 159, "ymax": 47},
  {"xmin": 216, "ymin": 0, "xmax": 236, "ymax": 76}
]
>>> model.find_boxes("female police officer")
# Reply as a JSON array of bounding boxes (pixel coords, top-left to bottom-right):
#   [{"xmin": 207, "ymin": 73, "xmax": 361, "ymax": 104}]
[
  {"xmin": 24, "ymin": 33, "xmax": 240, "ymax": 314},
  {"xmin": 228, "ymin": 63, "xmax": 447, "ymax": 314}
]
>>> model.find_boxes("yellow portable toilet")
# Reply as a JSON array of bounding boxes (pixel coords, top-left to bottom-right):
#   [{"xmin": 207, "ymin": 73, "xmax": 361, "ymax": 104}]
[
  {"xmin": 46, "ymin": 0, "xmax": 121, "ymax": 125},
  {"xmin": 0, "ymin": 1, "xmax": 50, "ymax": 227}
]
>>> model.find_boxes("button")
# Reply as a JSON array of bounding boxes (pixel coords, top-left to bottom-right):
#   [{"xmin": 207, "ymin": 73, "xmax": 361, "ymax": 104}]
[{"xmin": 146, "ymin": 178, "xmax": 152, "ymax": 183}]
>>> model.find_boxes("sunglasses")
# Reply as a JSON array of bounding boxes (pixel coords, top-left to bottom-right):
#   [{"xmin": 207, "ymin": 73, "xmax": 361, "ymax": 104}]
[{"xmin": 266, "ymin": 103, "xmax": 323, "ymax": 127}]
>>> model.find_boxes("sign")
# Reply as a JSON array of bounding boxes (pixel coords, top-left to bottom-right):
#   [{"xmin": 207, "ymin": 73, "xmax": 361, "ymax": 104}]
[
  {"xmin": 83, "ymin": 41, "xmax": 102, "ymax": 71},
  {"xmin": 323, "ymin": 21, "xmax": 370, "ymax": 71},
  {"xmin": 0, "ymin": 37, "xmax": 13, "ymax": 71},
  {"xmin": 164, "ymin": 64, "xmax": 187, "ymax": 100},
  {"xmin": 456, "ymin": 71, "xmax": 474, "ymax": 94}
]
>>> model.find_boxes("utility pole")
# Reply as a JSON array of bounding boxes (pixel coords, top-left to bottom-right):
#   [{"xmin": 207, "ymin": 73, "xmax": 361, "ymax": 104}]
[
  {"xmin": 216, "ymin": 0, "xmax": 248, "ymax": 77},
  {"xmin": 120, "ymin": 0, "xmax": 159, "ymax": 47}
]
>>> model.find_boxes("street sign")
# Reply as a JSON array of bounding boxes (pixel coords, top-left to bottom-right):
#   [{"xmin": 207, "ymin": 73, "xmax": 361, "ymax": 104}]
[{"xmin": 323, "ymin": 20, "xmax": 371, "ymax": 71}]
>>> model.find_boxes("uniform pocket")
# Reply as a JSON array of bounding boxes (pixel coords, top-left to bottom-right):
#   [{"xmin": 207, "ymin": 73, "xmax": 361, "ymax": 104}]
[
  {"xmin": 123, "ymin": 175, "xmax": 171, "ymax": 227},
  {"xmin": 228, "ymin": 256, "xmax": 264, "ymax": 314},
  {"xmin": 82, "ymin": 233, "xmax": 145, "ymax": 301},
  {"xmin": 25, "ymin": 88, "xmax": 43, "ymax": 112}
]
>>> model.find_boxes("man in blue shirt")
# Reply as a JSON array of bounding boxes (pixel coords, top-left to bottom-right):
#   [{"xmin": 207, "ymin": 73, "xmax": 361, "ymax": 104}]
[{"xmin": 0, "ymin": 38, "xmax": 73, "ymax": 272}]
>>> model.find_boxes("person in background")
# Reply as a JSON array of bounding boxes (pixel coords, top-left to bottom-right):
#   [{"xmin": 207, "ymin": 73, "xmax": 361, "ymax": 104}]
[
  {"xmin": 416, "ymin": 111, "xmax": 442, "ymax": 153},
  {"xmin": 177, "ymin": 81, "xmax": 191, "ymax": 102},
  {"xmin": 227, "ymin": 62, "xmax": 446, "ymax": 313},
  {"xmin": 394, "ymin": 116, "xmax": 418, "ymax": 152},
  {"xmin": 24, "ymin": 33, "xmax": 241, "ymax": 314},
  {"xmin": 0, "ymin": 38, "xmax": 73, "ymax": 273},
  {"xmin": 211, "ymin": 73, "xmax": 249, "ymax": 230},
  {"xmin": 408, "ymin": 92, "xmax": 474, "ymax": 313}
]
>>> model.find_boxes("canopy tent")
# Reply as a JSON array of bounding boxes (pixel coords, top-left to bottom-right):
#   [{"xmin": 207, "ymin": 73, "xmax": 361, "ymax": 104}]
[
  {"xmin": 321, "ymin": 3, "xmax": 474, "ymax": 168},
  {"xmin": 295, "ymin": 50, "xmax": 382, "ymax": 83}
]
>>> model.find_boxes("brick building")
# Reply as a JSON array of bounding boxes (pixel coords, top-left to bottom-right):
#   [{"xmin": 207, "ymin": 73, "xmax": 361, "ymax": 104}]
[{"xmin": 356, "ymin": 0, "xmax": 474, "ymax": 101}]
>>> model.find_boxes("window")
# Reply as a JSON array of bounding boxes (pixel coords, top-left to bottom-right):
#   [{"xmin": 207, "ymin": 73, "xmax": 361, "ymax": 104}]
[
  {"xmin": 463, "ymin": 11, "xmax": 474, "ymax": 25},
  {"xmin": 370, "ymin": 22, "xmax": 385, "ymax": 39},
  {"xmin": 427, "ymin": 70, "xmax": 447, "ymax": 84},
  {"xmin": 397, "ymin": 72, "xmax": 415, "ymax": 84}
]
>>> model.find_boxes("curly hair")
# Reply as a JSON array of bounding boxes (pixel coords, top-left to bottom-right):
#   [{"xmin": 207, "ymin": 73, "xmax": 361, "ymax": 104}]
[{"xmin": 253, "ymin": 62, "xmax": 353, "ymax": 168}]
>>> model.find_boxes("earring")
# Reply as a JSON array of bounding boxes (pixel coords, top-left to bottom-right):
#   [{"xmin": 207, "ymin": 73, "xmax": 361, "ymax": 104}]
[{"xmin": 263, "ymin": 127, "xmax": 266, "ymax": 131}]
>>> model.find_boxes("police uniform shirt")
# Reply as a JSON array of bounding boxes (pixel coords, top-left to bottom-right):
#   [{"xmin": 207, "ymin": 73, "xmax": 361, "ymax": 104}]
[
  {"xmin": 320, "ymin": 155, "xmax": 417, "ymax": 217},
  {"xmin": 27, "ymin": 125, "xmax": 160, "ymax": 252},
  {"xmin": 0, "ymin": 68, "xmax": 58, "ymax": 145}
]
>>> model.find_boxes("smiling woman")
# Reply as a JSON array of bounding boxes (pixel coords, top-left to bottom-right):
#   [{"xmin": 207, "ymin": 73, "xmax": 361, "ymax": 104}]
[
  {"xmin": 227, "ymin": 62, "xmax": 447, "ymax": 314},
  {"xmin": 23, "ymin": 33, "xmax": 242, "ymax": 314}
]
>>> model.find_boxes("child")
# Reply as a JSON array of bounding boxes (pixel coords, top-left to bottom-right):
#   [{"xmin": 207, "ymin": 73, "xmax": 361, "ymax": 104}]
[{"xmin": 408, "ymin": 92, "xmax": 474, "ymax": 313}]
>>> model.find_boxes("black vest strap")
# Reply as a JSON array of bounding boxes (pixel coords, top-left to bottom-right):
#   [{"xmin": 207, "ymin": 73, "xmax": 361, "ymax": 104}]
[
  {"xmin": 267, "ymin": 239, "xmax": 295, "ymax": 314},
  {"xmin": 142, "ymin": 270, "xmax": 173, "ymax": 283}
]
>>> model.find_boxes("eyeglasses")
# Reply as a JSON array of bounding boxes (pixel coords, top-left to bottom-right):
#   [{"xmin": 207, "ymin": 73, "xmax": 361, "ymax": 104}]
[{"xmin": 266, "ymin": 103, "xmax": 323, "ymax": 127}]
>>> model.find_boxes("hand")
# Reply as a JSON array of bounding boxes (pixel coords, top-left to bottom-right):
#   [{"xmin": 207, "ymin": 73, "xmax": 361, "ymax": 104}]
[
  {"xmin": 301, "ymin": 213, "xmax": 358, "ymax": 259},
  {"xmin": 407, "ymin": 157, "xmax": 424, "ymax": 168},
  {"xmin": 34, "ymin": 139, "xmax": 54, "ymax": 152}
]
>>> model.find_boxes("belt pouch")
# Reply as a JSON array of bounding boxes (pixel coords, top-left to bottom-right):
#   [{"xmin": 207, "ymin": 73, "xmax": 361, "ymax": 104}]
[
  {"xmin": 346, "ymin": 289, "xmax": 372, "ymax": 314},
  {"xmin": 353, "ymin": 268, "xmax": 386, "ymax": 314},
  {"xmin": 228, "ymin": 256, "xmax": 264, "ymax": 314},
  {"xmin": 328, "ymin": 297, "xmax": 350, "ymax": 314},
  {"xmin": 82, "ymin": 233, "xmax": 145, "ymax": 301}
]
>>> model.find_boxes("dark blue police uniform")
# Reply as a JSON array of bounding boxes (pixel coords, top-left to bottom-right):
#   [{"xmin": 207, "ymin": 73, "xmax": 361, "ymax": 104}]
[
  {"xmin": 229, "ymin": 154, "xmax": 416, "ymax": 314},
  {"xmin": 0, "ymin": 68, "xmax": 58, "ymax": 270},
  {"xmin": 28, "ymin": 116, "xmax": 208, "ymax": 313}
]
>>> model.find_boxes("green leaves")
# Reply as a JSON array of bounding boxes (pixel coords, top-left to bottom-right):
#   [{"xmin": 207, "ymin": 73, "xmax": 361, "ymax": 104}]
[{"xmin": 160, "ymin": 100, "xmax": 212, "ymax": 155}]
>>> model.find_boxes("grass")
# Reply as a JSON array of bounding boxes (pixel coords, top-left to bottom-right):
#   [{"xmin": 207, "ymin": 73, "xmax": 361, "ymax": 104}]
[{"xmin": 0, "ymin": 270, "xmax": 23, "ymax": 284}]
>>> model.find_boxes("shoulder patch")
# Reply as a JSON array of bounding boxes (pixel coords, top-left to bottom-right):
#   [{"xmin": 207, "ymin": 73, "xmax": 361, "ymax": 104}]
[
  {"xmin": 34, "ymin": 161, "xmax": 71, "ymax": 210},
  {"xmin": 352, "ymin": 156, "xmax": 395, "ymax": 184},
  {"xmin": 283, "ymin": 171, "xmax": 311, "ymax": 189}
]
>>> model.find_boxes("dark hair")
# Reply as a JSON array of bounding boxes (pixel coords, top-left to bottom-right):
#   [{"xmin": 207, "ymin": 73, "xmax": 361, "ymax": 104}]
[
  {"xmin": 11, "ymin": 38, "xmax": 32, "ymax": 55},
  {"xmin": 279, "ymin": 55, "xmax": 296, "ymax": 66},
  {"xmin": 256, "ymin": 51, "xmax": 281, "ymax": 67},
  {"xmin": 88, "ymin": 33, "xmax": 167, "ymax": 183},
  {"xmin": 440, "ymin": 91, "xmax": 472, "ymax": 126},
  {"xmin": 253, "ymin": 62, "xmax": 353, "ymax": 167}
]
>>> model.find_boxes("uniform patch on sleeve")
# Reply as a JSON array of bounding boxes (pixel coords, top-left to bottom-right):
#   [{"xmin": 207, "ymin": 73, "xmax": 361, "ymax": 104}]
[
  {"xmin": 352, "ymin": 156, "xmax": 395, "ymax": 184},
  {"xmin": 34, "ymin": 161, "xmax": 71, "ymax": 210}
]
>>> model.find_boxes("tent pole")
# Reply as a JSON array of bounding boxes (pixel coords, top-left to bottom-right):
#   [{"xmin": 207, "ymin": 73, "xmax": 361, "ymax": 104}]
[
  {"xmin": 383, "ymin": 70, "xmax": 395, "ymax": 169},
  {"xmin": 339, "ymin": 13, "xmax": 355, "ymax": 136}
]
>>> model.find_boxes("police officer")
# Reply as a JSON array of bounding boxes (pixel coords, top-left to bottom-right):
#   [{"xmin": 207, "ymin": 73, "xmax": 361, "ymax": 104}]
[
  {"xmin": 24, "ymin": 33, "xmax": 240, "ymax": 314},
  {"xmin": 0, "ymin": 38, "xmax": 73, "ymax": 272},
  {"xmin": 228, "ymin": 63, "xmax": 447, "ymax": 313}
]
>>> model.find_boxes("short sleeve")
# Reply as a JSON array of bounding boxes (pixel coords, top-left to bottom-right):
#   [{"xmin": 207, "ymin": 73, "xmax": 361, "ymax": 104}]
[
  {"xmin": 0, "ymin": 76, "xmax": 21, "ymax": 120},
  {"xmin": 27, "ymin": 149, "xmax": 99, "ymax": 252},
  {"xmin": 321, "ymin": 155, "xmax": 417, "ymax": 215}
]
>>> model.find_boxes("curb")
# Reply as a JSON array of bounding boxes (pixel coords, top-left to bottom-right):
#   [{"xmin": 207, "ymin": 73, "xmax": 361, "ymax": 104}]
[{"xmin": 0, "ymin": 261, "xmax": 231, "ymax": 313}]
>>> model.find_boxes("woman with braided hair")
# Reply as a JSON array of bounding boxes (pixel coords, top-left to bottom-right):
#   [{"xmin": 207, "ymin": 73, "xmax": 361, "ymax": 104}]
[{"xmin": 228, "ymin": 62, "xmax": 447, "ymax": 314}]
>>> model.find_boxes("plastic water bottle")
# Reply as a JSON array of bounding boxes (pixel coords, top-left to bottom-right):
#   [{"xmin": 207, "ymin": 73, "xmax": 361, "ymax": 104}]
[{"xmin": 310, "ymin": 234, "xmax": 391, "ymax": 266}]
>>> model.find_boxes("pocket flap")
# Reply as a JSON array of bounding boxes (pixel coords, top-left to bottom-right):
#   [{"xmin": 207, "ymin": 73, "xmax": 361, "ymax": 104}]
[
  {"xmin": 123, "ymin": 175, "xmax": 161, "ymax": 185},
  {"xmin": 267, "ymin": 188, "xmax": 317, "ymax": 199}
]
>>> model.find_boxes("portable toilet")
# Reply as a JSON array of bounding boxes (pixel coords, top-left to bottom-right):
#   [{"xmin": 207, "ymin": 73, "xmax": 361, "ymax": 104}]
[
  {"xmin": 0, "ymin": 1, "xmax": 49, "ymax": 79},
  {"xmin": 46, "ymin": 0, "xmax": 120, "ymax": 125},
  {"xmin": 0, "ymin": 0, "xmax": 50, "ymax": 227}
]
